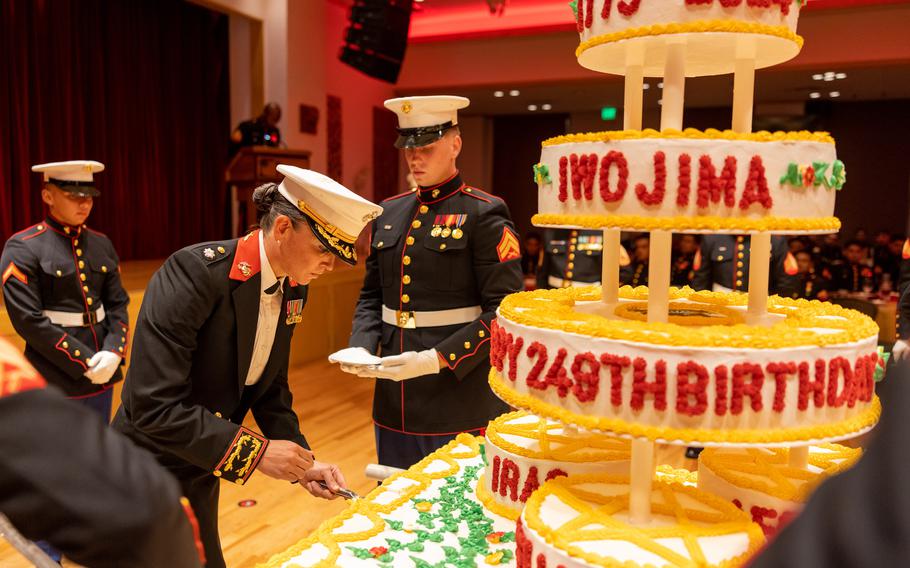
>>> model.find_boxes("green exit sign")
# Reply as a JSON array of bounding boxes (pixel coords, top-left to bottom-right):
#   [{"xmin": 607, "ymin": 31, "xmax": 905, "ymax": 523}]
[{"xmin": 601, "ymin": 106, "xmax": 618, "ymax": 121}]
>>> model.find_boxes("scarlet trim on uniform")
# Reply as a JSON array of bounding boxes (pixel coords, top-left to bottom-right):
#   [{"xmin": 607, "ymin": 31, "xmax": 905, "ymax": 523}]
[
  {"xmin": 0, "ymin": 353, "xmax": 46, "ymax": 398},
  {"xmin": 55, "ymin": 335, "xmax": 88, "ymax": 370},
  {"xmin": 373, "ymin": 421, "xmax": 486, "ymax": 437},
  {"xmin": 214, "ymin": 426, "xmax": 269, "ymax": 484},
  {"xmin": 69, "ymin": 239, "xmax": 100, "ymax": 350},
  {"xmin": 229, "ymin": 231, "xmax": 262, "ymax": 282},
  {"xmin": 461, "ymin": 187, "xmax": 493, "ymax": 203},
  {"xmin": 497, "ymin": 228, "xmax": 521, "ymax": 262},
  {"xmin": 2, "ymin": 262, "xmax": 27, "ymax": 286},
  {"xmin": 382, "ymin": 190, "xmax": 417, "ymax": 203},
  {"xmin": 417, "ymin": 172, "xmax": 461, "ymax": 203},
  {"xmin": 84, "ymin": 226, "xmax": 108, "ymax": 238},
  {"xmin": 464, "ymin": 187, "xmax": 503, "ymax": 203},
  {"xmin": 20, "ymin": 225, "xmax": 47, "ymax": 241},
  {"xmin": 441, "ymin": 336, "xmax": 491, "ymax": 371},
  {"xmin": 10, "ymin": 223, "xmax": 43, "ymax": 239},
  {"xmin": 179, "ymin": 497, "xmax": 207, "ymax": 565}
]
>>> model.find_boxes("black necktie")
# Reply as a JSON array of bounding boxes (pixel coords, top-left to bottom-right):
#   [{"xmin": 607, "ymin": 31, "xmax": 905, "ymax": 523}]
[{"xmin": 265, "ymin": 279, "xmax": 282, "ymax": 295}]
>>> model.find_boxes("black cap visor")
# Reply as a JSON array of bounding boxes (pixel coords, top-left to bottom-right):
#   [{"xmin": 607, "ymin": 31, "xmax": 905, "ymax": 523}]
[
  {"xmin": 302, "ymin": 214, "xmax": 357, "ymax": 266},
  {"xmin": 48, "ymin": 178, "xmax": 100, "ymax": 197},
  {"xmin": 394, "ymin": 122, "xmax": 455, "ymax": 149}
]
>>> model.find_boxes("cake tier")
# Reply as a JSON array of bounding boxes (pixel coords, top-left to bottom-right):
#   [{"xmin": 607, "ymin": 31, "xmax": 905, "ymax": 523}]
[
  {"xmin": 490, "ymin": 286, "xmax": 881, "ymax": 445},
  {"xmin": 573, "ymin": 0, "xmax": 802, "ymax": 76},
  {"xmin": 517, "ymin": 474, "xmax": 764, "ymax": 568},
  {"xmin": 478, "ymin": 410, "xmax": 632, "ymax": 520},
  {"xmin": 262, "ymin": 434, "xmax": 518, "ymax": 567},
  {"xmin": 533, "ymin": 130, "xmax": 843, "ymax": 234},
  {"xmin": 698, "ymin": 444, "xmax": 862, "ymax": 536}
]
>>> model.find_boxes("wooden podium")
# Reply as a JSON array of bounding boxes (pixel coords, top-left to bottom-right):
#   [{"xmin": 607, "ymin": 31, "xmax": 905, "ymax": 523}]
[{"xmin": 226, "ymin": 146, "xmax": 311, "ymax": 236}]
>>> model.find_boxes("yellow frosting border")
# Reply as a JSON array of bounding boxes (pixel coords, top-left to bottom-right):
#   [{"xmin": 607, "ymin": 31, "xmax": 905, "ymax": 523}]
[
  {"xmin": 475, "ymin": 475, "xmax": 522, "ymax": 521},
  {"xmin": 576, "ymin": 19, "xmax": 803, "ymax": 59},
  {"xmin": 486, "ymin": 410, "xmax": 631, "ymax": 463},
  {"xmin": 490, "ymin": 368, "xmax": 882, "ymax": 445},
  {"xmin": 614, "ymin": 300, "xmax": 745, "ymax": 326},
  {"xmin": 259, "ymin": 433, "xmax": 482, "ymax": 568},
  {"xmin": 533, "ymin": 213, "xmax": 842, "ymax": 234},
  {"xmin": 542, "ymin": 128, "xmax": 834, "ymax": 147},
  {"xmin": 700, "ymin": 444, "xmax": 863, "ymax": 502},
  {"xmin": 523, "ymin": 473, "xmax": 765, "ymax": 568},
  {"xmin": 500, "ymin": 285, "xmax": 877, "ymax": 349}
]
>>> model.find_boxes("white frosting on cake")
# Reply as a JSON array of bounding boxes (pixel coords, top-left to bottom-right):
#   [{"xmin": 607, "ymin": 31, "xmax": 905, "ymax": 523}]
[
  {"xmin": 697, "ymin": 444, "xmax": 862, "ymax": 535},
  {"xmin": 480, "ymin": 411, "xmax": 631, "ymax": 518},
  {"xmin": 574, "ymin": 0, "xmax": 803, "ymax": 75},
  {"xmin": 536, "ymin": 135, "xmax": 840, "ymax": 234},
  {"xmin": 518, "ymin": 474, "xmax": 763, "ymax": 567}
]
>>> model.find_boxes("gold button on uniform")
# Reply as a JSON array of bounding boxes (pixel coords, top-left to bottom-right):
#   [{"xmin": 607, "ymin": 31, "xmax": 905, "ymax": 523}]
[
  {"xmin": 76, "ymin": 249, "xmax": 82, "ymax": 256},
  {"xmin": 736, "ymin": 271, "xmax": 743, "ymax": 277},
  {"xmin": 118, "ymin": 346, "xmax": 124, "ymax": 353},
  {"xmin": 449, "ymin": 353, "xmax": 456, "ymax": 361},
  {"xmin": 406, "ymin": 236, "xmax": 414, "ymax": 245},
  {"xmin": 101, "ymin": 266, "xmax": 108, "ymax": 273},
  {"xmin": 74, "ymin": 350, "xmax": 81, "ymax": 357},
  {"xmin": 440, "ymin": 244, "xmax": 447, "ymax": 250},
  {"xmin": 377, "ymin": 241, "xmax": 384, "ymax": 248},
  {"xmin": 73, "ymin": 239, "xmax": 79, "ymax": 247},
  {"xmin": 86, "ymin": 298, "xmax": 93, "ymax": 306},
  {"xmin": 570, "ymin": 238, "xmax": 577, "ymax": 244},
  {"xmin": 403, "ymin": 275, "xmax": 411, "ymax": 285},
  {"xmin": 403, "ymin": 256, "xmax": 411, "ymax": 265},
  {"xmin": 56, "ymin": 270, "xmax": 62, "ymax": 277},
  {"xmin": 478, "ymin": 330, "xmax": 485, "ymax": 338},
  {"xmin": 569, "ymin": 253, "xmax": 575, "ymax": 260},
  {"xmin": 566, "ymin": 271, "xmax": 574, "ymax": 278},
  {"xmin": 213, "ymin": 471, "xmax": 222, "ymax": 478},
  {"xmin": 62, "ymin": 341, "xmax": 69, "ymax": 349},
  {"xmin": 736, "ymin": 280, "xmax": 743, "ymax": 287},
  {"xmin": 464, "ymin": 341, "xmax": 471, "ymax": 349},
  {"xmin": 83, "ymin": 285, "xmax": 89, "ymax": 292},
  {"xmin": 217, "ymin": 246, "xmax": 225, "ymax": 254},
  {"xmin": 37, "ymin": 224, "xmax": 44, "ymax": 231},
  {"xmin": 401, "ymin": 294, "xmax": 410, "ymax": 303},
  {"xmin": 80, "ymin": 273, "xmax": 87, "ymax": 281},
  {"xmin": 736, "ymin": 261, "xmax": 743, "ymax": 268},
  {"xmin": 78, "ymin": 260, "xmax": 85, "ymax": 269},
  {"xmin": 411, "ymin": 220, "xmax": 421, "ymax": 229},
  {"xmin": 121, "ymin": 337, "xmax": 126, "ymax": 343},
  {"xmin": 738, "ymin": 252, "xmax": 744, "ymax": 259},
  {"xmin": 567, "ymin": 262, "xmax": 574, "ymax": 269},
  {"xmin": 419, "ymin": 205, "xmax": 429, "ymax": 214},
  {"xmin": 215, "ymin": 412, "xmax": 222, "ymax": 418}
]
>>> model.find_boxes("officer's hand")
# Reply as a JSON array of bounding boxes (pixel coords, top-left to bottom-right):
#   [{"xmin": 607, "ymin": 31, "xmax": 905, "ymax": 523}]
[
  {"xmin": 84, "ymin": 351, "xmax": 121, "ymax": 384},
  {"xmin": 329, "ymin": 347, "xmax": 378, "ymax": 376},
  {"xmin": 893, "ymin": 339, "xmax": 910, "ymax": 362},
  {"xmin": 358, "ymin": 349, "xmax": 441, "ymax": 381},
  {"xmin": 258, "ymin": 440, "xmax": 315, "ymax": 482},
  {"xmin": 301, "ymin": 461, "xmax": 347, "ymax": 500}
]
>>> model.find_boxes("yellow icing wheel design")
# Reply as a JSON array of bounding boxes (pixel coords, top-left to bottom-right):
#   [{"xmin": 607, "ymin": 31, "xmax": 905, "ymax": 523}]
[
  {"xmin": 700, "ymin": 444, "xmax": 862, "ymax": 502},
  {"xmin": 499, "ymin": 285, "xmax": 878, "ymax": 349},
  {"xmin": 524, "ymin": 474, "xmax": 764, "ymax": 567},
  {"xmin": 614, "ymin": 301, "xmax": 744, "ymax": 326},
  {"xmin": 487, "ymin": 411, "xmax": 630, "ymax": 462}
]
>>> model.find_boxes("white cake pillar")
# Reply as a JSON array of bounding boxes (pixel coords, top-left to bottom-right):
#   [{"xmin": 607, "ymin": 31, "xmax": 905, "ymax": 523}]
[
  {"xmin": 660, "ymin": 39, "xmax": 687, "ymax": 131},
  {"xmin": 602, "ymin": 229, "xmax": 621, "ymax": 306},
  {"xmin": 746, "ymin": 232, "xmax": 772, "ymax": 325},
  {"xmin": 789, "ymin": 446, "xmax": 809, "ymax": 469},
  {"xmin": 732, "ymin": 38, "xmax": 757, "ymax": 134},
  {"xmin": 624, "ymin": 44, "xmax": 645, "ymax": 131},
  {"xmin": 647, "ymin": 231, "xmax": 673, "ymax": 324},
  {"xmin": 629, "ymin": 438, "xmax": 656, "ymax": 524}
]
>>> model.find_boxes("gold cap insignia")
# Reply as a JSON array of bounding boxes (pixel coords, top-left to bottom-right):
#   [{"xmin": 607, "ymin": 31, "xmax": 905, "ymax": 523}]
[
  {"xmin": 238, "ymin": 261, "xmax": 252, "ymax": 277},
  {"xmin": 402, "ymin": 102, "xmax": 412, "ymax": 114}
]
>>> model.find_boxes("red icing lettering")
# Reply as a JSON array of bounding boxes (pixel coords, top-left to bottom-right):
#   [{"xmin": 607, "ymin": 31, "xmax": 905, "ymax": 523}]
[
  {"xmin": 519, "ymin": 466, "xmax": 540, "ymax": 503},
  {"xmin": 558, "ymin": 157, "xmax": 569, "ymax": 202},
  {"xmin": 677, "ymin": 153, "xmax": 692, "ymax": 206},
  {"xmin": 714, "ymin": 364, "xmax": 729, "ymax": 416},
  {"xmin": 631, "ymin": 358, "xmax": 667, "ymax": 411},
  {"xmin": 635, "ymin": 151, "xmax": 667, "ymax": 206},
  {"xmin": 827, "ymin": 357, "xmax": 853, "ymax": 408},
  {"xmin": 731, "ymin": 362, "xmax": 764, "ymax": 414},
  {"xmin": 544, "ymin": 348, "xmax": 572, "ymax": 398},
  {"xmin": 799, "ymin": 360, "xmax": 827, "ymax": 410},
  {"xmin": 545, "ymin": 468, "xmax": 568, "ymax": 481},
  {"xmin": 601, "ymin": 353, "xmax": 631, "ymax": 407},
  {"xmin": 697, "ymin": 155, "xmax": 737, "ymax": 208},
  {"xmin": 766, "ymin": 361, "xmax": 796, "ymax": 413},
  {"xmin": 498, "ymin": 458, "xmax": 520, "ymax": 501},
  {"xmin": 598, "ymin": 151, "xmax": 629, "ymax": 202},
  {"xmin": 739, "ymin": 156, "xmax": 773, "ymax": 210},
  {"xmin": 570, "ymin": 153, "xmax": 597, "ymax": 201},
  {"xmin": 676, "ymin": 361, "xmax": 709, "ymax": 416},
  {"xmin": 571, "ymin": 352, "xmax": 600, "ymax": 402},
  {"xmin": 526, "ymin": 342, "xmax": 548, "ymax": 390},
  {"xmin": 491, "ymin": 455, "xmax": 501, "ymax": 493}
]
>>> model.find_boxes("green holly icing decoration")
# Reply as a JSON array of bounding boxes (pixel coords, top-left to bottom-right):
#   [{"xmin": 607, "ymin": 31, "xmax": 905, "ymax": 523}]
[
  {"xmin": 875, "ymin": 346, "xmax": 890, "ymax": 382},
  {"xmin": 781, "ymin": 162, "xmax": 802, "ymax": 186},
  {"xmin": 830, "ymin": 159, "xmax": 846, "ymax": 190},
  {"xmin": 533, "ymin": 163, "xmax": 551, "ymax": 185},
  {"xmin": 568, "ymin": 0, "xmax": 578, "ymax": 19},
  {"xmin": 812, "ymin": 161, "xmax": 830, "ymax": 187}
]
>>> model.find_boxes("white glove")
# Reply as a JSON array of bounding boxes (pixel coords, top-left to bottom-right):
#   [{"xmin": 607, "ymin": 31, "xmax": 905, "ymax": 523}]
[
  {"xmin": 356, "ymin": 349, "xmax": 441, "ymax": 382},
  {"xmin": 84, "ymin": 351, "xmax": 121, "ymax": 385},
  {"xmin": 329, "ymin": 347, "xmax": 379, "ymax": 375},
  {"xmin": 893, "ymin": 339, "xmax": 910, "ymax": 362}
]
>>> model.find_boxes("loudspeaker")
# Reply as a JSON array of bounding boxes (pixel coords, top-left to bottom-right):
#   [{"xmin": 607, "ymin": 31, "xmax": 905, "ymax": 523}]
[{"xmin": 339, "ymin": 0, "xmax": 413, "ymax": 84}]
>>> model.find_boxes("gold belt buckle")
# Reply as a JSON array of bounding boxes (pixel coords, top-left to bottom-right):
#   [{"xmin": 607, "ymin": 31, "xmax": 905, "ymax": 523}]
[{"xmin": 396, "ymin": 310, "xmax": 416, "ymax": 329}]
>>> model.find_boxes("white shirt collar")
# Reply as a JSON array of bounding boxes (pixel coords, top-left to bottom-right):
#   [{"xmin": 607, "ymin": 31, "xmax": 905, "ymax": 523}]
[{"xmin": 259, "ymin": 230, "xmax": 282, "ymax": 294}]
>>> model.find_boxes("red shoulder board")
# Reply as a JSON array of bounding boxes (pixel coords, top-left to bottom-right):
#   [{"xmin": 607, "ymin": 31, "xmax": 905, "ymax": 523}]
[
  {"xmin": 229, "ymin": 231, "xmax": 262, "ymax": 281},
  {"xmin": 0, "ymin": 340, "xmax": 46, "ymax": 398}
]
